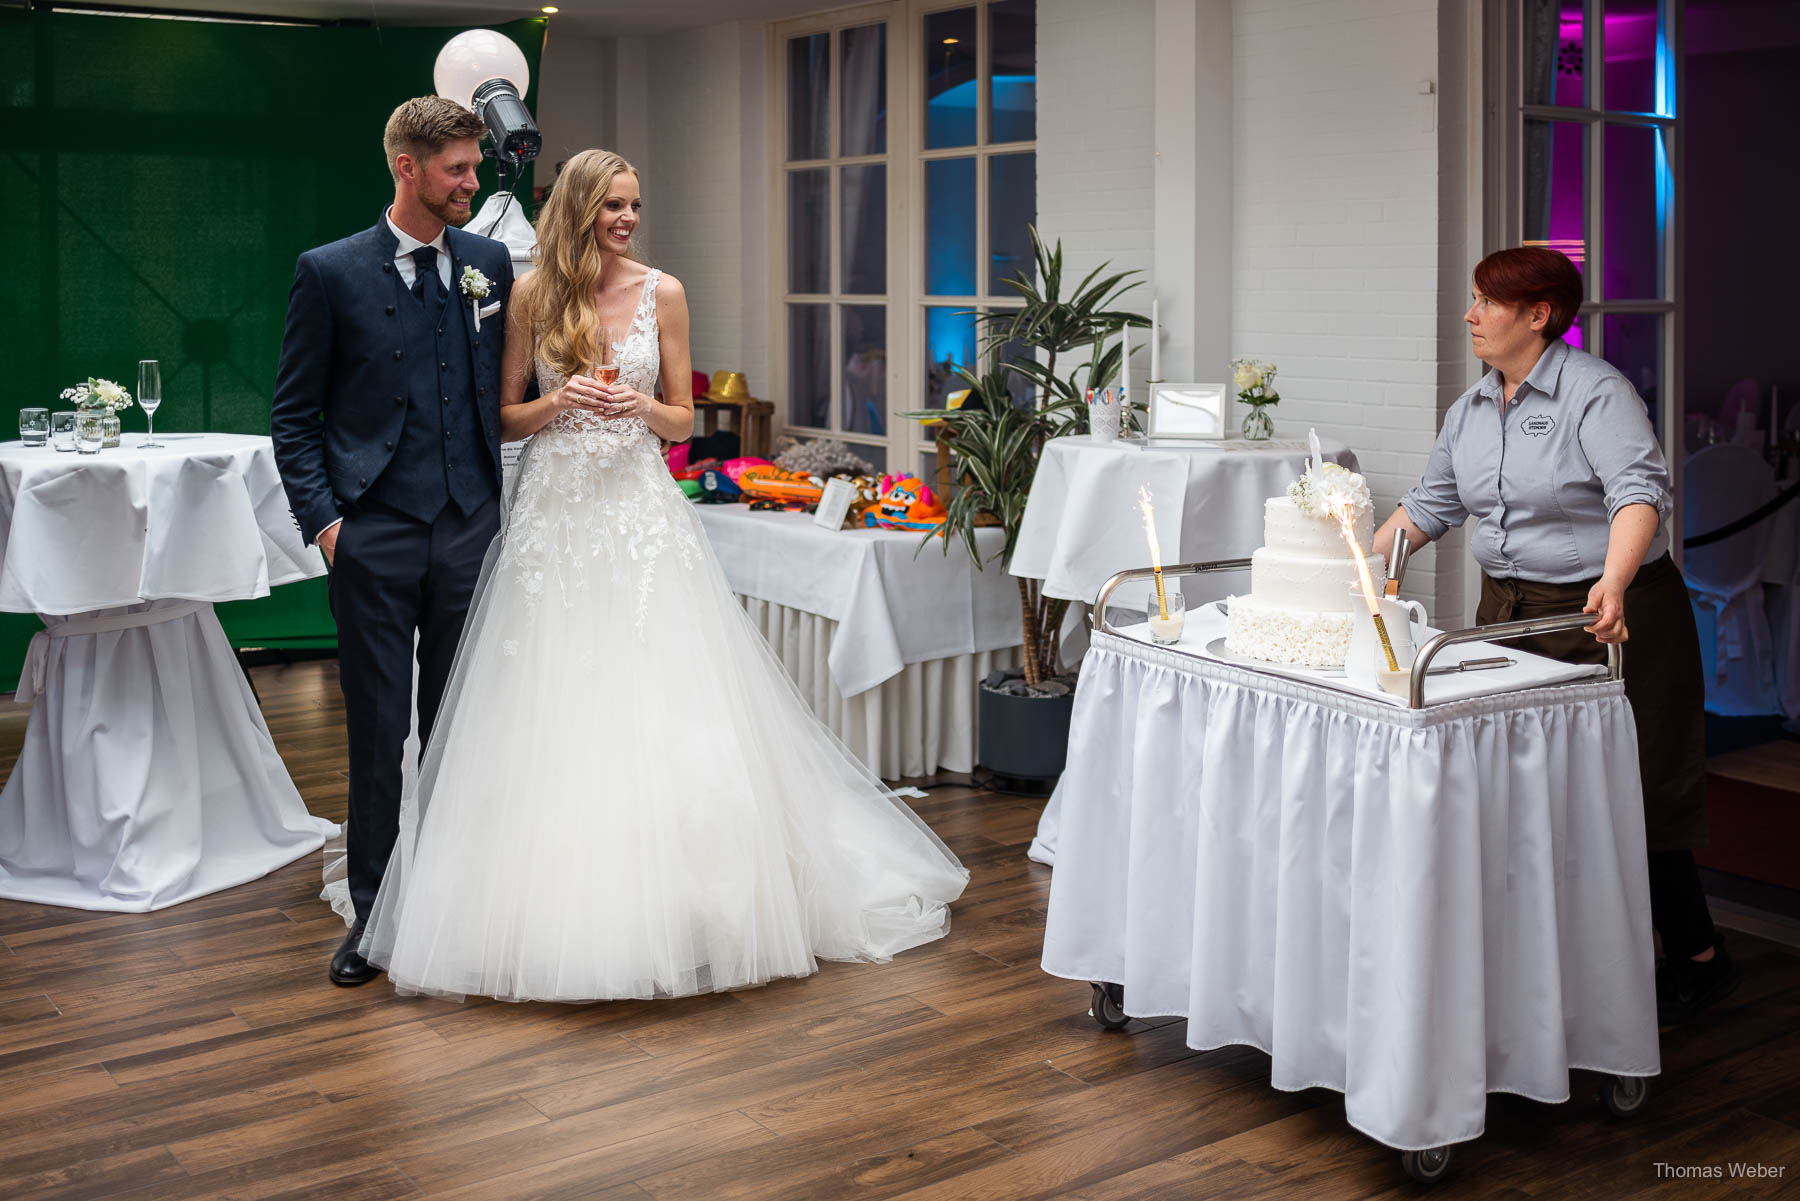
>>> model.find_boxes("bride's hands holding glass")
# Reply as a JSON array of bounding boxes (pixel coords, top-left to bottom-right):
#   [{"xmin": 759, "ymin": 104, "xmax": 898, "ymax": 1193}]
[
  {"xmin": 597, "ymin": 381, "xmax": 653, "ymax": 422},
  {"xmin": 555, "ymin": 373, "xmax": 608, "ymax": 415}
]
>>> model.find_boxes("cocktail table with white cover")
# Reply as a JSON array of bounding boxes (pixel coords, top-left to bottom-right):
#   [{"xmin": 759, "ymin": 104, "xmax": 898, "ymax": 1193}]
[
  {"xmin": 693, "ymin": 504, "xmax": 1021, "ymax": 779},
  {"xmin": 0, "ymin": 433, "xmax": 338, "ymax": 911},
  {"xmin": 1011, "ymin": 433, "xmax": 1360, "ymax": 607},
  {"xmin": 1039, "ymin": 616, "xmax": 1660, "ymax": 1152}
]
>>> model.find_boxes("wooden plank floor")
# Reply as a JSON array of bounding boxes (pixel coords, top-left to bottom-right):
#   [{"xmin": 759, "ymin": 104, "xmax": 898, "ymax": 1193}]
[{"xmin": 1, "ymin": 658, "xmax": 1797, "ymax": 1200}]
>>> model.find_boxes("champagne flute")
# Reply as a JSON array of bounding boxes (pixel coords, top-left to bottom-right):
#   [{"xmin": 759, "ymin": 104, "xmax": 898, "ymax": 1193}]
[
  {"xmin": 138, "ymin": 360, "xmax": 162, "ymax": 447},
  {"xmin": 593, "ymin": 327, "xmax": 620, "ymax": 418}
]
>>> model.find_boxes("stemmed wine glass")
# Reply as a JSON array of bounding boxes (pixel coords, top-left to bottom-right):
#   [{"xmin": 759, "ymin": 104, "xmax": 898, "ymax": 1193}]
[
  {"xmin": 592, "ymin": 328, "xmax": 620, "ymax": 419},
  {"xmin": 138, "ymin": 360, "xmax": 162, "ymax": 448}
]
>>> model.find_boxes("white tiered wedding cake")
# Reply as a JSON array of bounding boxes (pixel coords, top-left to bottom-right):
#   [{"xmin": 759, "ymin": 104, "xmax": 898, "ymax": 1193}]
[{"xmin": 1224, "ymin": 459, "xmax": 1383, "ymax": 667}]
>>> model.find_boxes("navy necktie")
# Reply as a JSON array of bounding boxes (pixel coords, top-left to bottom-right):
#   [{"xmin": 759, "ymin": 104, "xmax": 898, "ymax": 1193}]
[{"xmin": 411, "ymin": 246, "xmax": 441, "ymax": 306}]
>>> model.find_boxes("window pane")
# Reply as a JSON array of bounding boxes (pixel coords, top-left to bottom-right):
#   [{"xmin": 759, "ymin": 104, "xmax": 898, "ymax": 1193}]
[
  {"xmin": 925, "ymin": 7, "xmax": 978, "ymax": 149},
  {"xmin": 995, "ymin": 332, "xmax": 1034, "ymax": 408},
  {"xmin": 842, "ymin": 442, "xmax": 888, "ymax": 472},
  {"xmin": 840, "ymin": 23, "xmax": 886, "ymax": 156},
  {"xmin": 989, "ymin": 153, "xmax": 1035, "ymax": 294},
  {"xmin": 1603, "ymin": 122, "xmax": 1667, "ymax": 300},
  {"xmin": 1603, "ymin": 312, "xmax": 1663, "ymax": 435},
  {"xmin": 1523, "ymin": 0, "xmax": 1586, "ymax": 108},
  {"xmin": 787, "ymin": 168, "xmax": 828, "ymax": 294},
  {"xmin": 788, "ymin": 303, "xmax": 830, "ymax": 428},
  {"xmin": 842, "ymin": 304, "xmax": 886, "ymax": 435},
  {"xmin": 840, "ymin": 164, "xmax": 886, "ymax": 295},
  {"xmin": 925, "ymin": 157, "xmax": 977, "ymax": 296},
  {"xmin": 1522, "ymin": 119, "xmax": 1587, "ymax": 273},
  {"xmin": 1604, "ymin": 0, "xmax": 1666, "ymax": 114},
  {"xmin": 924, "ymin": 306, "xmax": 977, "ymax": 408},
  {"xmin": 787, "ymin": 34, "xmax": 828, "ymax": 161},
  {"xmin": 989, "ymin": 0, "xmax": 1036, "ymax": 142}
]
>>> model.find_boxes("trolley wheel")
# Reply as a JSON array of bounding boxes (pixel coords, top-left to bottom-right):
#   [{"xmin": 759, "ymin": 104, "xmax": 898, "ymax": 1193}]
[
  {"xmin": 1401, "ymin": 1146, "xmax": 1453, "ymax": 1185},
  {"xmin": 1600, "ymin": 1074, "xmax": 1649, "ymax": 1118},
  {"xmin": 1088, "ymin": 981, "xmax": 1129, "ymax": 1030}
]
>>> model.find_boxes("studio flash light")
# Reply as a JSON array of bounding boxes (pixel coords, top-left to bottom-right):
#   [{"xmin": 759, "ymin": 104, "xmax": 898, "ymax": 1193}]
[{"xmin": 434, "ymin": 30, "xmax": 542, "ymax": 169}]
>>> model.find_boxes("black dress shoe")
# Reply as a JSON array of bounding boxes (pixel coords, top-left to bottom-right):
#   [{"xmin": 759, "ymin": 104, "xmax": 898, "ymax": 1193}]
[
  {"xmin": 329, "ymin": 920, "xmax": 381, "ymax": 987},
  {"xmin": 1657, "ymin": 936, "xmax": 1741, "ymax": 1025}
]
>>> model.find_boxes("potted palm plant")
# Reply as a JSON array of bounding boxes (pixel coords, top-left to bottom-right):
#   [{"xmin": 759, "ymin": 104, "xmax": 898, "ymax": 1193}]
[{"xmin": 902, "ymin": 227, "xmax": 1145, "ymax": 780}]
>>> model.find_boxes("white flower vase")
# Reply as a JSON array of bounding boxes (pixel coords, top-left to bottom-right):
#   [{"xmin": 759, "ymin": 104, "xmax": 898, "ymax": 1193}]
[{"xmin": 101, "ymin": 411, "xmax": 121, "ymax": 448}]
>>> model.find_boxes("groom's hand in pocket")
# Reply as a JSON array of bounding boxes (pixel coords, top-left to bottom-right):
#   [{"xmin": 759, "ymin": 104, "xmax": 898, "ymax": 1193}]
[{"xmin": 316, "ymin": 519, "xmax": 341, "ymax": 567}]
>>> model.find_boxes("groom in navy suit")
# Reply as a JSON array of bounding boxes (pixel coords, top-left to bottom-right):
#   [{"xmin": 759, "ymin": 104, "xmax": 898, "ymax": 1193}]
[{"xmin": 272, "ymin": 96, "xmax": 514, "ymax": 986}]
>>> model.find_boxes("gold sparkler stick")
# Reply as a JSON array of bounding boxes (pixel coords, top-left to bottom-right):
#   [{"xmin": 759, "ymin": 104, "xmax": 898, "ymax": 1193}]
[
  {"xmin": 1136, "ymin": 486, "xmax": 1170, "ymax": 621},
  {"xmin": 1331, "ymin": 498, "xmax": 1402, "ymax": 673}
]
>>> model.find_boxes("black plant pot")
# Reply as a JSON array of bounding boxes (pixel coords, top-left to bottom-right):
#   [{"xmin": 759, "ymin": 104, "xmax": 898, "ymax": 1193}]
[{"xmin": 977, "ymin": 681, "xmax": 1076, "ymax": 781}]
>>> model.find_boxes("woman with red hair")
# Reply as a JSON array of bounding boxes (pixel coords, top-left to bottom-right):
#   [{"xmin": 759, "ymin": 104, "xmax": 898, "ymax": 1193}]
[{"xmin": 1373, "ymin": 246, "xmax": 1735, "ymax": 1027}]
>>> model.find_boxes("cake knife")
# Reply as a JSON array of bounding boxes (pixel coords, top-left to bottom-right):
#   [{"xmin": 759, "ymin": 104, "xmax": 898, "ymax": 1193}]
[{"xmin": 1384, "ymin": 529, "xmax": 1408, "ymax": 596}]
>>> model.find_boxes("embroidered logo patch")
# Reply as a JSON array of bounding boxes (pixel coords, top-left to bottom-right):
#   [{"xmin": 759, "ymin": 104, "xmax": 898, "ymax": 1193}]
[{"xmin": 1521, "ymin": 413, "xmax": 1556, "ymax": 437}]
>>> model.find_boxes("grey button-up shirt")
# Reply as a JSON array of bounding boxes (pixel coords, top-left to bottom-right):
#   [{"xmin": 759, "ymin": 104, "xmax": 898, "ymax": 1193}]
[{"xmin": 1399, "ymin": 340, "xmax": 1671, "ymax": 584}]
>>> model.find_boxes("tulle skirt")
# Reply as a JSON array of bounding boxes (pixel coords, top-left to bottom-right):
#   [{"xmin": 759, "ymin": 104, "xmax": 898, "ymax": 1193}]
[{"xmin": 356, "ymin": 424, "xmax": 968, "ymax": 1002}]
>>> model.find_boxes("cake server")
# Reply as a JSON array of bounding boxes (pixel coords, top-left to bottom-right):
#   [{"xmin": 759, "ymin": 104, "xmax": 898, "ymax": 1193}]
[{"xmin": 1386, "ymin": 530, "xmax": 1412, "ymax": 596}]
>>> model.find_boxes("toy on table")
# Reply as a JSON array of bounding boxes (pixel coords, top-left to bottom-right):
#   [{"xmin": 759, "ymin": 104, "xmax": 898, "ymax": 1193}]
[
  {"xmin": 863, "ymin": 474, "xmax": 948, "ymax": 533},
  {"xmin": 738, "ymin": 464, "xmax": 827, "ymax": 506},
  {"xmin": 693, "ymin": 468, "xmax": 742, "ymax": 503}
]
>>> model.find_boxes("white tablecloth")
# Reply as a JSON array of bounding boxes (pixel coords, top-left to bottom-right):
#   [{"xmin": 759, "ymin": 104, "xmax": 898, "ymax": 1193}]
[
  {"xmin": 1011, "ymin": 434, "xmax": 1360, "ymax": 608},
  {"xmin": 0, "ymin": 434, "xmax": 337, "ymax": 911},
  {"xmin": 694, "ymin": 505, "xmax": 1020, "ymax": 698},
  {"xmin": 1039, "ymin": 629, "xmax": 1660, "ymax": 1151}
]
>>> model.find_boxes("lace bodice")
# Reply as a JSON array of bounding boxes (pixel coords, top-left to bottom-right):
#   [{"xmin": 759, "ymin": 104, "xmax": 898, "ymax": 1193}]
[
  {"xmin": 533, "ymin": 268, "xmax": 664, "ymax": 452},
  {"xmin": 505, "ymin": 267, "xmax": 699, "ymax": 634}
]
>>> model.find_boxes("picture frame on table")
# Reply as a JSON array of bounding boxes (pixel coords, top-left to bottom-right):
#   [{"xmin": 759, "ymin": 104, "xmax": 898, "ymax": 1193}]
[{"xmin": 1144, "ymin": 383, "xmax": 1229, "ymax": 440}]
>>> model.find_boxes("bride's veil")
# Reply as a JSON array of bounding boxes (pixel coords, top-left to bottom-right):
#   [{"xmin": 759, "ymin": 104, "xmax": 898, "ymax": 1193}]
[{"xmin": 320, "ymin": 452, "xmax": 530, "ymax": 933}]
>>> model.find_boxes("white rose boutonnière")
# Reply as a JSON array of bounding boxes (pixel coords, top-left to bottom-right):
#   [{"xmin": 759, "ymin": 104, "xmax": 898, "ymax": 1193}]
[{"xmin": 460, "ymin": 265, "xmax": 493, "ymax": 331}]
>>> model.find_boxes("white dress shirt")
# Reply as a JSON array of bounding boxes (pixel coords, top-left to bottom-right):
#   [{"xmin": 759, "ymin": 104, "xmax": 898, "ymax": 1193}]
[{"xmin": 385, "ymin": 207, "xmax": 453, "ymax": 292}]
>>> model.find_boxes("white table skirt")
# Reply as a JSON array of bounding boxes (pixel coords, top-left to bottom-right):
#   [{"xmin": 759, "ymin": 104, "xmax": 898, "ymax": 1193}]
[
  {"xmin": 741, "ymin": 597, "xmax": 1019, "ymax": 779},
  {"xmin": 0, "ymin": 435, "xmax": 335, "ymax": 912},
  {"xmin": 694, "ymin": 505, "xmax": 1019, "ymax": 698},
  {"xmin": 1039, "ymin": 631, "xmax": 1660, "ymax": 1152},
  {"xmin": 0, "ymin": 601, "xmax": 335, "ymax": 910},
  {"xmin": 1011, "ymin": 434, "xmax": 1359, "ymax": 608}
]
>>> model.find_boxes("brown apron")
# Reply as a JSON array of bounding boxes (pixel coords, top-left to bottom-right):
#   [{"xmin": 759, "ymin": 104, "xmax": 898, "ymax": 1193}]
[{"xmin": 1477, "ymin": 554, "xmax": 1708, "ymax": 851}]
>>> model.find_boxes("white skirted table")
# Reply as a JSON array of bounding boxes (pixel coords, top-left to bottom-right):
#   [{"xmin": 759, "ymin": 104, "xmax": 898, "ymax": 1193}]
[
  {"xmin": 1038, "ymin": 617, "xmax": 1661, "ymax": 1154},
  {"xmin": 1011, "ymin": 433, "xmax": 1359, "ymax": 609},
  {"xmin": 692, "ymin": 505, "xmax": 1021, "ymax": 778},
  {"xmin": 0, "ymin": 433, "xmax": 338, "ymax": 911}
]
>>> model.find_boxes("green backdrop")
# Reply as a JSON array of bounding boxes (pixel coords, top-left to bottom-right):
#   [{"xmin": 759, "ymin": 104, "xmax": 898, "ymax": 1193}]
[{"xmin": 0, "ymin": 8, "xmax": 544, "ymax": 682}]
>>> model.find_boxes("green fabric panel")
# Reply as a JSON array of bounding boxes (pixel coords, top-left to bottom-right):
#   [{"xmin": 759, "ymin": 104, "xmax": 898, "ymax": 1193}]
[{"xmin": 0, "ymin": 9, "xmax": 544, "ymax": 683}]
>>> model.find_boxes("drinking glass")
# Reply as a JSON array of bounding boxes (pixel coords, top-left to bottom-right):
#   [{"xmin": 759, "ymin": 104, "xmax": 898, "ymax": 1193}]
[
  {"xmin": 138, "ymin": 359, "xmax": 162, "ymax": 447},
  {"xmin": 1145, "ymin": 586, "xmax": 1187, "ymax": 645},
  {"xmin": 19, "ymin": 407, "xmax": 49, "ymax": 447},
  {"xmin": 51, "ymin": 410, "xmax": 77, "ymax": 451},
  {"xmin": 76, "ymin": 410, "xmax": 104, "ymax": 454}
]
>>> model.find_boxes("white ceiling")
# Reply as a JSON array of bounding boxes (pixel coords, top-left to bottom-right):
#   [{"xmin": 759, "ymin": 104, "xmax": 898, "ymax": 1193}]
[{"xmin": 77, "ymin": 0, "xmax": 842, "ymax": 38}]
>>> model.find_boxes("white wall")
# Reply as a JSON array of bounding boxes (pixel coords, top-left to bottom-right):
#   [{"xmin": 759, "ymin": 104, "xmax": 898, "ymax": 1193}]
[
  {"xmin": 1034, "ymin": 0, "xmax": 1460, "ymax": 613},
  {"xmin": 636, "ymin": 23, "xmax": 769, "ymax": 395},
  {"xmin": 535, "ymin": 31, "xmax": 614, "ymax": 170},
  {"xmin": 1036, "ymin": 0, "xmax": 1158, "ymax": 388},
  {"xmin": 1229, "ymin": 0, "xmax": 1451, "ymax": 610}
]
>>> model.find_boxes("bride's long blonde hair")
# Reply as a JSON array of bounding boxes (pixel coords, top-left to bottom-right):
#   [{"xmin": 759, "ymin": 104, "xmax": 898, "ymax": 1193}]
[{"xmin": 526, "ymin": 148, "xmax": 641, "ymax": 379}]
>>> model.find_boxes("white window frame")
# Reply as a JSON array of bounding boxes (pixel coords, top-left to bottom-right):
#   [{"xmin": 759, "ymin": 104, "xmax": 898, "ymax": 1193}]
[
  {"xmin": 770, "ymin": 0, "xmax": 1037, "ymax": 478},
  {"xmin": 1489, "ymin": 0, "xmax": 1684, "ymax": 516}
]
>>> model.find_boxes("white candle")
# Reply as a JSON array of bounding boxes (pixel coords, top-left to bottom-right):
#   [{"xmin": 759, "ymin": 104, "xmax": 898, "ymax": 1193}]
[
  {"xmin": 1150, "ymin": 297, "xmax": 1160, "ymax": 382},
  {"xmin": 1148, "ymin": 613, "xmax": 1185, "ymax": 644},
  {"xmin": 1119, "ymin": 321, "xmax": 1131, "ymax": 409}
]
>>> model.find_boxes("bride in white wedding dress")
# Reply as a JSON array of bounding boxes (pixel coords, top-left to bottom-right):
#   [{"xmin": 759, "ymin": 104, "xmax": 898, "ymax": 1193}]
[{"xmin": 354, "ymin": 149, "xmax": 968, "ymax": 1001}]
